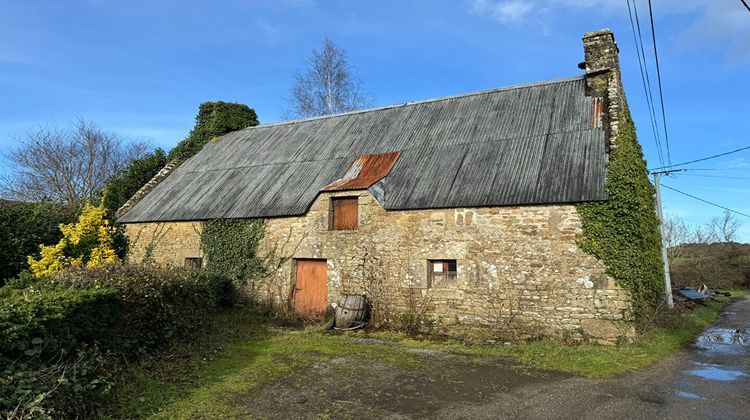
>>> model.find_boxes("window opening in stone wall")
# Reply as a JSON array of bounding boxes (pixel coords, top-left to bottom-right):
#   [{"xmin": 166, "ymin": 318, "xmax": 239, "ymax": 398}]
[
  {"xmin": 329, "ymin": 196, "xmax": 359, "ymax": 230},
  {"xmin": 427, "ymin": 259, "xmax": 457, "ymax": 287},
  {"xmin": 184, "ymin": 257, "xmax": 203, "ymax": 269}
]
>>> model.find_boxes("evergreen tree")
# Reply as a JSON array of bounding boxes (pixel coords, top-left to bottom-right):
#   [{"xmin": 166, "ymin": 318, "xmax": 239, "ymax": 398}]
[
  {"xmin": 100, "ymin": 148, "xmax": 168, "ymax": 219},
  {"xmin": 168, "ymin": 101, "xmax": 259, "ymax": 161}
]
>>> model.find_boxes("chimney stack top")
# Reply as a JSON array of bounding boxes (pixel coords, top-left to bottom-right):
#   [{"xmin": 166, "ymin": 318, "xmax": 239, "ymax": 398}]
[{"xmin": 581, "ymin": 29, "xmax": 620, "ymax": 97}]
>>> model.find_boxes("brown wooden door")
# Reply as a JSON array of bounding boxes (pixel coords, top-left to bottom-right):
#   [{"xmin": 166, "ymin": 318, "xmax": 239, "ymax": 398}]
[{"xmin": 294, "ymin": 259, "xmax": 328, "ymax": 318}]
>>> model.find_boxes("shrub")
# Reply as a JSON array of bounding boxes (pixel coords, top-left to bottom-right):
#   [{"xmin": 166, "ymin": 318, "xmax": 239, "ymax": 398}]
[
  {"xmin": 0, "ymin": 286, "xmax": 120, "ymax": 419},
  {"xmin": 0, "ymin": 200, "xmax": 77, "ymax": 284},
  {"xmin": 99, "ymin": 149, "xmax": 169, "ymax": 258},
  {"xmin": 0, "ymin": 286, "xmax": 121, "ymax": 364},
  {"xmin": 53, "ymin": 265, "xmax": 233, "ymax": 355},
  {"xmin": 27, "ymin": 204, "xmax": 120, "ymax": 277},
  {"xmin": 670, "ymin": 242, "xmax": 750, "ymax": 290},
  {"xmin": 1, "ymin": 345, "xmax": 113, "ymax": 419},
  {"xmin": 0, "ymin": 265, "xmax": 233, "ymax": 418},
  {"xmin": 99, "ymin": 148, "xmax": 168, "ymax": 220}
]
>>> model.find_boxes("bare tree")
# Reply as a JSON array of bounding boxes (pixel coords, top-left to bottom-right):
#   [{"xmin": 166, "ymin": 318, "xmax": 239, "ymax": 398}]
[
  {"xmin": 1, "ymin": 118, "xmax": 148, "ymax": 207},
  {"xmin": 693, "ymin": 224, "xmax": 716, "ymax": 244},
  {"xmin": 285, "ymin": 38, "xmax": 374, "ymax": 119},
  {"xmin": 664, "ymin": 215, "xmax": 693, "ymax": 262},
  {"xmin": 708, "ymin": 210, "xmax": 742, "ymax": 243}
]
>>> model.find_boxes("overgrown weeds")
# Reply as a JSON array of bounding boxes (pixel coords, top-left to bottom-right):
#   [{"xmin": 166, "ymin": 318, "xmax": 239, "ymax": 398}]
[{"xmin": 360, "ymin": 253, "xmax": 435, "ymax": 335}]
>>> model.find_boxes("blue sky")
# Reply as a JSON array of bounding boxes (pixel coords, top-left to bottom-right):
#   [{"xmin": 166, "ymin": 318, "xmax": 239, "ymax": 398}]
[{"xmin": 1, "ymin": 0, "xmax": 749, "ymax": 240}]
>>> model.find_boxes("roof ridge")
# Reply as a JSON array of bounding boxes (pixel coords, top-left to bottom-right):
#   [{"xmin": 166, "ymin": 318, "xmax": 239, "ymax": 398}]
[{"xmin": 241, "ymin": 75, "xmax": 585, "ymax": 131}]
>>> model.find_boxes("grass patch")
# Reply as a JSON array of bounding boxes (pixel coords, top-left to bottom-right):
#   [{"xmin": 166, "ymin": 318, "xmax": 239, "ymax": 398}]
[
  {"xmin": 368, "ymin": 302, "xmax": 724, "ymax": 378},
  {"xmin": 109, "ymin": 310, "xmax": 425, "ymax": 418},
  {"xmin": 728, "ymin": 289, "xmax": 750, "ymax": 298}
]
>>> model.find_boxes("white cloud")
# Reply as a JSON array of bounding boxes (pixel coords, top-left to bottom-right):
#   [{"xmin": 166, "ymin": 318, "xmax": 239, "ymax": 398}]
[
  {"xmin": 256, "ymin": 21, "xmax": 283, "ymax": 46},
  {"xmin": 677, "ymin": 1, "xmax": 750, "ymax": 63},
  {"xmin": 471, "ymin": 0, "xmax": 535, "ymax": 24},
  {"xmin": 728, "ymin": 158, "xmax": 750, "ymax": 169},
  {"xmin": 467, "ymin": 0, "xmax": 750, "ymax": 61},
  {"xmin": 468, "ymin": 0, "xmax": 622, "ymax": 24}
]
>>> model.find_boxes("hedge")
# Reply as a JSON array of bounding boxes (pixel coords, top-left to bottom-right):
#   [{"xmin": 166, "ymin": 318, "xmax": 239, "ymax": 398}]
[
  {"xmin": 0, "ymin": 265, "xmax": 233, "ymax": 418},
  {"xmin": 0, "ymin": 200, "xmax": 78, "ymax": 284}
]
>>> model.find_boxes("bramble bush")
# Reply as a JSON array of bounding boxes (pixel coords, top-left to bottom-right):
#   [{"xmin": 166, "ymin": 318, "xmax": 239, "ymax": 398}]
[{"xmin": 0, "ymin": 265, "xmax": 233, "ymax": 418}]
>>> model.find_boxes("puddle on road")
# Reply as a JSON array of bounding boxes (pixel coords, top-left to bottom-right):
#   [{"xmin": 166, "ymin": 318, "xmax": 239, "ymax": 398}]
[
  {"xmin": 688, "ymin": 363, "xmax": 747, "ymax": 382},
  {"xmin": 676, "ymin": 391, "xmax": 705, "ymax": 399},
  {"xmin": 694, "ymin": 327, "xmax": 749, "ymax": 355}
]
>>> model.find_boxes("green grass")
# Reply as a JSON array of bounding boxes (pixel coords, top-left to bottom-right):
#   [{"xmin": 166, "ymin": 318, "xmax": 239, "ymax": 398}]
[
  {"xmin": 110, "ymin": 313, "xmax": 425, "ymax": 419},
  {"xmin": 728, "ymin": 289, "xmax": 750, "ymax": 298},
  {"xmin": 383, "ymin": 303, "xmax": 723, "ymax": 378},
  {"xmin": 150, "ymin": 333, "xmax": 424, "ymax": 418},
  {"xmin": 110, "ymin": 302, "xmax": 726, "ymax": 418}
]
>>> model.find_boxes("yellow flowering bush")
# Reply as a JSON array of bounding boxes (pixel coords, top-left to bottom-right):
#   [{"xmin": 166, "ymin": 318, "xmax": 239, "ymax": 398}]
[{"xmin": 28, "ymin": 204, "xmax": 120, "ymax": 276}]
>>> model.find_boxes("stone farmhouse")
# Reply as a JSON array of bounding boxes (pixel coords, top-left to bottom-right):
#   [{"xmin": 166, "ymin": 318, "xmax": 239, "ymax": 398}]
[{"xmin": 119, "ymin": 30, "xmax": 657, "ymax": 342}]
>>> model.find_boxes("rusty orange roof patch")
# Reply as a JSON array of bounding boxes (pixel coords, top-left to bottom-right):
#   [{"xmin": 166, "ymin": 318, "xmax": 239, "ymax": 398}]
[{"xmin": 323, "ymin": 151, "xmax": 400, "ymax": 191}]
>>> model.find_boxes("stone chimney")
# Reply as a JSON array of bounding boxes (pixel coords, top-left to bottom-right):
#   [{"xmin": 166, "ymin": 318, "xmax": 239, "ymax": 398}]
[{"xmin": 581, "ymin": 29, "xmax": 625, "ymax": 149}]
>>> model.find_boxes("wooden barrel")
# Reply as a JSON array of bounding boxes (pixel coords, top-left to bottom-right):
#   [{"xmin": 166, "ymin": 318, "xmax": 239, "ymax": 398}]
[{"xmin": 334, "ymin": 294, "xmax": 368, "ymax": 330}]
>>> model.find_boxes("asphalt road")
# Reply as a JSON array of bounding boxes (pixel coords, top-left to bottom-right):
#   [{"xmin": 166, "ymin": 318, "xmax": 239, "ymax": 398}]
[{"xmin": 450, "ymin": 296, "xmax": 750, "ymax": 420}]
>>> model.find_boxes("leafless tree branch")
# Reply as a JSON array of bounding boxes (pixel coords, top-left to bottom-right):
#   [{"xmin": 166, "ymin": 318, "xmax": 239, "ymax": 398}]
[
  {"xmin": 709, "ymin": 210, "xmax": 742, "ymax": 244},
  {"xmin": 1, "ymin": 117, "xmax": 149, "ymax": 206},
  {"xmin": 284, "ymin": 38, "xmax": 374, "ymax": 119}
]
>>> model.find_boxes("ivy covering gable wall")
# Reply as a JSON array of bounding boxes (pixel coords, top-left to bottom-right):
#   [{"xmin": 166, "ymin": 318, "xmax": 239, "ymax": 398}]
[{"xmin": 576, "ymin": 91, "xmax": 665, "ymax": 318}]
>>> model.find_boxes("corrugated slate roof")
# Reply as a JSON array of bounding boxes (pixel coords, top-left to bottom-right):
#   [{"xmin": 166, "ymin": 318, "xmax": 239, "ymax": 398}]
[{"xmin": 119, "ymin": 76, "xmax": 608, "ymax": 223}]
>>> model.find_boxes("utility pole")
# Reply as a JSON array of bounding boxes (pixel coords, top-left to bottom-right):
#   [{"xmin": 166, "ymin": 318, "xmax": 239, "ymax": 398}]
[{"xmin": 653, "ymin": 171, "xmax": 674, "ymax": 308}]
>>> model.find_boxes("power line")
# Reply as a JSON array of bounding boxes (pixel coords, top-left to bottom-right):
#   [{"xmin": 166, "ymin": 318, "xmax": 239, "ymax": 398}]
[
  {"xmin": 647, "ymin": 0, "xmax": 672, "ymax": 167},
  {"xmin": 683, "ymin": 167, "xmax": 750, "ymax": 172},
  {"xmin": 679, "ymin": 173, "xmax": 750, "ymax": 180},
  {"xmin": 741, "ymin": 0, "xmax": 750, "ymax": 13},
  {"xmin": 651, "ymin": 144, "xmax": 750, "ymax": 170},
  {"xmin": 661, "ymin": 184, "xmax": 750, "ymax": 218},
  {"xmin": 626, "ymin": 0, "xmax": 665, "ymax": 168}
]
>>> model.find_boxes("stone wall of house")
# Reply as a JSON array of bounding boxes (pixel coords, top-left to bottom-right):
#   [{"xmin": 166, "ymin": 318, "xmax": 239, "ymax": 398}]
[
  {"xmin": 124, "ymin": 190, "xmax": 633, "ymax": 343},
  {"xmin": 125, "ymin": 221, "xmax": 203, "ymax": 266}
]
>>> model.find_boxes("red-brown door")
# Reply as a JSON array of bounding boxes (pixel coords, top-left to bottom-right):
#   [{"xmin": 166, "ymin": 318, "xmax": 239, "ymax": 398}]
[{"xmin": 294, "ymin": 259, "xmax": 328, "ymax": 318}]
